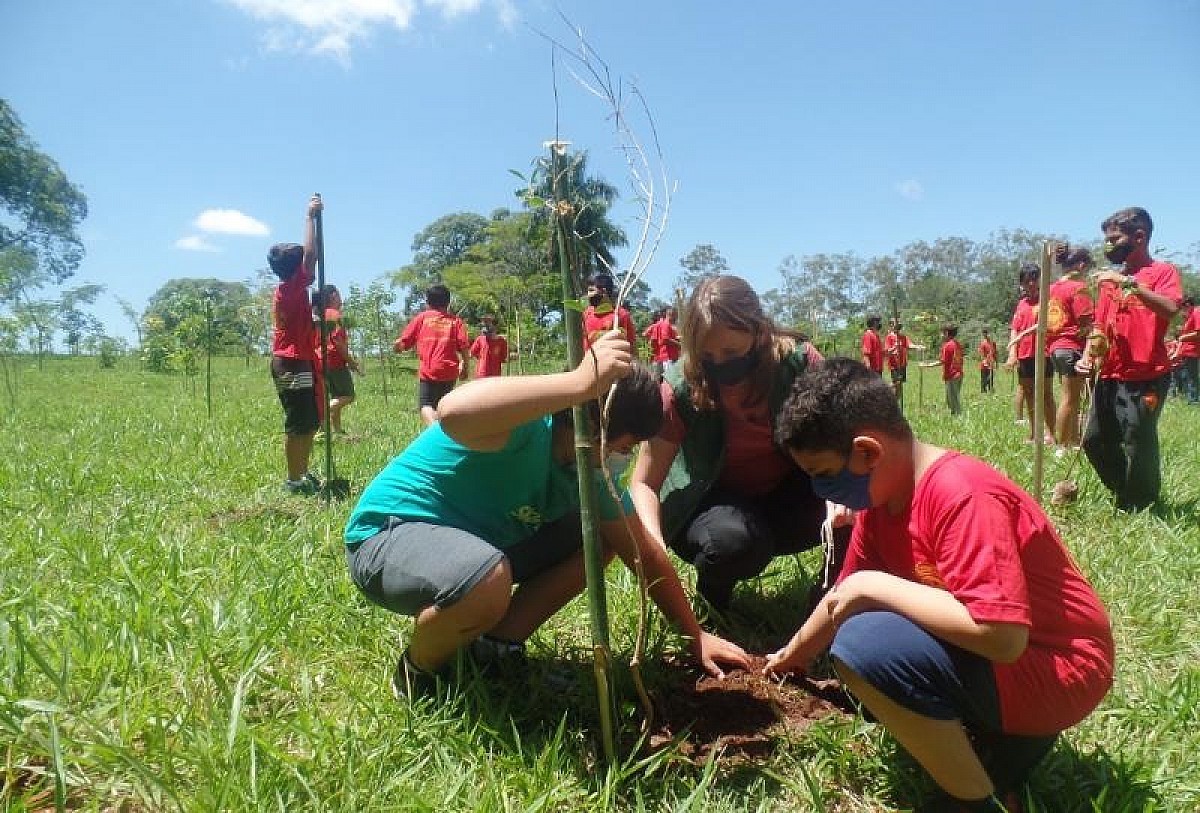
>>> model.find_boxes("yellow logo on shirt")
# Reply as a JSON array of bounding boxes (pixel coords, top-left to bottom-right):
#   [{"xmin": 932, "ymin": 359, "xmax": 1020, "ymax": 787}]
[
  {"xmin": 913, "ymin": 561, "xmax": 946, "ymax": 589},
  {"xmin": 511, "ymin": 505, "xmax": 542, "ymax": 527}
]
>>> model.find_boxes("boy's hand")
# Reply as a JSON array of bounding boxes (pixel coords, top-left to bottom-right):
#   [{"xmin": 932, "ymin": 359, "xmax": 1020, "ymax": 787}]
[
  {"xmin": 692, "ymin": 631, "xmax": 751, "ymax": 679},
  {"xmin": 763, "ymin": 640, "xmax": 812, "ymax": 678},
  {"xmin": 579, "ymin": 330, "xmax": 632, "ymax": 397},
  {"xmin": 1092, "ymin": 269, "xmax": 1127, "ymax": 287},
  {"xmin": 307, "ymin": 195, "xmax": 324, "ymax": 218}
]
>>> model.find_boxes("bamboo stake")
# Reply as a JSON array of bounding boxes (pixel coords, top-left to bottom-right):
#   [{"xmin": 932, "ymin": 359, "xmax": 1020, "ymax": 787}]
[
  {"xmin": 313, "ymin": 195, "xmax": 334, "ymax": 500},
  {"xmin": 1032, "ymin": 243, "xmax": 1054, "ymax": 503}
]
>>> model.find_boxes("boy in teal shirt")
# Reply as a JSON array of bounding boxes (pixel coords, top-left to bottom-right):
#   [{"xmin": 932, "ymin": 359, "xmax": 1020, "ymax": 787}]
[{"xmin": 346, "ymin": 332, "xmax": 750, "ymax": 696}]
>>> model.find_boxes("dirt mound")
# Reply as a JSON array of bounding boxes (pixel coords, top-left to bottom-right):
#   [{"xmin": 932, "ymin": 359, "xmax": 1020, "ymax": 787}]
[{"xmin": 647, "ymin": 655, "xmax": 853, "ymax": 763}]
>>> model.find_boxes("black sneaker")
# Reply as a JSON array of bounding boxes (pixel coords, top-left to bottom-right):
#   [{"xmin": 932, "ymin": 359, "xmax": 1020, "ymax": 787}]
[
  {"xmin": 284, "ymin": 477, "xmax": 320, "ymax": 496},
  {"xmin": 391, "ymin": 651, "xmax": 442, "ymax": 700},
  {"xmin": 466, "ymin": 635, "xmax": 528, "ymax": 679}
]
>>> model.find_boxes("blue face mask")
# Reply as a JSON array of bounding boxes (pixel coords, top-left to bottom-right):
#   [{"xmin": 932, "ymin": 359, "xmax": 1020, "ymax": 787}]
[{"xmin": 810, "ymin": 463, "xmax": 873, "ymax": 510}]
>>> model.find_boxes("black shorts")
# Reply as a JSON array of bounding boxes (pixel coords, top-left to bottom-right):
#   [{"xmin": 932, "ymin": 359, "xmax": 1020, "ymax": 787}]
[
  {"xmin": 890, "ymin": 366, "xmax": 907, "ymax": 384},
  {"xmin": 326, "ymin": 366, "xmax": 355, "ymax": 398},
  {"xmin": 271, "ymin": 356, "xmax": 319, "ymax": 435},
  {"xmin": 418, "ymin": 379, "xmax": 456, "ymax": 409},
  {"xmin": 1051, "ymin": 348, "xmax": 1083, "ymax": 378},
  {"xmin": 1017, "ymin": 356, "xmax": 1053, "ymax": 380}
]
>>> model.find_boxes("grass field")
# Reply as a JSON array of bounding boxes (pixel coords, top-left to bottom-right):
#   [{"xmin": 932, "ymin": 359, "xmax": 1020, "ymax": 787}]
[{"xmin": 2, "ymin": 355, "xmax": 1197, "ymax": 812}]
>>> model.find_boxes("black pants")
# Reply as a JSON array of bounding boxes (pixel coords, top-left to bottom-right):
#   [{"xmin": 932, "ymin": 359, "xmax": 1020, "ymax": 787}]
[
  {"xmin": 668, "ymin": 468, "xmax": 847, "ymax": 609},
  {"xmin": 1180, "ymin": 357, "xmax": 1199, "ymax": 404},
  {"xmin": 1082, "ymin": 376, "xmax": 1169, "ymax": 511},
  {"xmin": 980, "ymin": 367, "xmax": 994, "ymax": 393}
]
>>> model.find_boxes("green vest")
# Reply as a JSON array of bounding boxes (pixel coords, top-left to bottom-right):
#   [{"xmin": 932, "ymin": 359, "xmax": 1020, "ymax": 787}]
[{"xmin": 658, "ymin": 346, "xmax": 814, "ymax": 543}]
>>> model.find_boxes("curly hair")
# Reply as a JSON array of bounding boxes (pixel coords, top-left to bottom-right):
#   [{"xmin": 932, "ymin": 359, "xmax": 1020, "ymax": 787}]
[
  {"xmin": 774, "ymin": 358, "xmax": 911, "ymax": 457},
  {"xmin": 553, "ymin": 363, "xmax": 663, "ymax": 443},
  {"xmin": 1102, "ymin": 207, "xmax": 1153, "ymax": 239},
  {"xmin": 681, "ymin": 275, "xmax": 800, "ymax": 411}
]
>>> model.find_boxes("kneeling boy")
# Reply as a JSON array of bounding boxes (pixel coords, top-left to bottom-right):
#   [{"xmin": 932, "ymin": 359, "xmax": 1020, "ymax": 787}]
[{"xmin": 766, "ymin": 358, "xmax": 1113, "ymax": 811}]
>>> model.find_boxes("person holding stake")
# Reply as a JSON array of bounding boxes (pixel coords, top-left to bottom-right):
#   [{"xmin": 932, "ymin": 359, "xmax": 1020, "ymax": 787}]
[
  {"xmin": 1004, "ymin": 263, "xmax": 1056, "ymax": 445},
  {"xmin": 344, "ymin": 331, "xmax": 750, "ymax": 697},
  {"xmin": 765, "ymin": 359, "xmax": 1113, "ymax": 812},
  {"xmin": 312, "ymin": 285, "xmax": 362, "ymax": 436}
]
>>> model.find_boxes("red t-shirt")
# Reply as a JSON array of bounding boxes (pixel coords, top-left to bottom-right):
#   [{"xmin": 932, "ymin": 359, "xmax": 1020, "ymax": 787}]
[
  {"xmin": 1179, "ymin": 306, "xmax": 1200, "ymax": 359},
  {"xmin": 395, "ymin": 308, "xmax": 468, "ymax": 382},
  {"xmin": 978, "ymin": 339, "xmax": 997, "ymax": 370},
  {"xmin": 940, "ymin": 339, "xmax": 963, "ymax": 381},
  {"xmin": 861, "ymin": 329, "xmax": 884, "ymax": 372},
  {"xmin": 644, "ymin": 319, "xmax": 681, "ymax": 363},
  {"xmin": 317, "ymin": 308, "xmax": 349, "ymax": 370},
  {"xmin": 271, "ymin": 267, "xmax": 316, "ymax": 360},
  {"xmin": 469, "ymin": 333, "xmax": 508, "ymax": 378},
  {"xmin": 884, "ymin": 332, "xmax": 911, "ymax": 370},
  {"xmin": 1093, "ymin": 260, "xmax": 1183, "ymax": 381},
  {"xmin": 583, "ymin": 305, "xmax": 637, "ymax": 352},
  {"xmin": 839, "ymin": 453, "xmax": 1114, "ymax": 736},
  {"xmin": 1009, "ymin": 297, "xmax": 1040, "ymax": 360},
  {"xmin": 1046, "ymin": 277, "xmax": 1094, "ymax": 353}
]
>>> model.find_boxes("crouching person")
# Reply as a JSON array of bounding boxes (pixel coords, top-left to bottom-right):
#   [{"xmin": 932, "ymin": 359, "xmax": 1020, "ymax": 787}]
[
  {"xmin": 345, "ymin": 331, "xmax": 751, "ymax": 698},
  {"xmin": 765, "ymin": 358, "xmax": 1113, "ymax": 812}
]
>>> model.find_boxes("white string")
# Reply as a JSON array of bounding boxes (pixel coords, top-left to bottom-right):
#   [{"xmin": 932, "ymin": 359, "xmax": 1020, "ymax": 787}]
[{"xmin": 819, "ymin": 517, "xmax": 836, "ymax": 590}]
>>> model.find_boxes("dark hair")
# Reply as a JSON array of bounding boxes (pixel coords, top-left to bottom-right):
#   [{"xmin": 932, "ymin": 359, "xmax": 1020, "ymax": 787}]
[
  {"xmin": 943, "ymin": 323, "xmax": 959, "ymax": 338},
  {"xmin": 427, "ymin": 284, "xmax": 451, "ymax": 309},
  {"xmin": 311, "ymin": 284, "xmax": 338, "ymax": 312},
  {"xmin": 775, "ymin": 358, "xmax": 912, "ymax": 457},
  {"xmin": 268, "ymin": 243, "xmax": 304, "ymax": 279},
  {"xmin": 1061, "ymin": 247, "xmax": 1093, "ymax": 268},
  {"xmin": 553, "ymin": 364, "xmax": 663, "ymax": 443},
  {"xmin": 1183, "ymin": 295, "xmax": 1195, "ymax": 308},
  {"xmin": 1102, "ymin": 207, "xmax": 1153, "ymax": 239},
  {"xmin": 1019, "ymin": 262, "xmax": 1040, "ymax": 284},
  {"xmin": 588, "ymin": 273, "xmax": 616, "ymax": 300},
  {"xmin": 866, "ymin": 315, "xmax": 882, "ymax": 330}
]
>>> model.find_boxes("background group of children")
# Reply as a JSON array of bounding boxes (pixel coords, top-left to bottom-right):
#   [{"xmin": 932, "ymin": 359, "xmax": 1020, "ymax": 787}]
[{"xmin": 265, "ymin": 196, "xmax": 1188, "ymax": 811}]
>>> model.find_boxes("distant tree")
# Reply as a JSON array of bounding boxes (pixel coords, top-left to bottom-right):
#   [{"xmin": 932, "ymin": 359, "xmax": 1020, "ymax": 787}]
[
  {"xmin": 142, "ymin": 278, "xmax": 252, "ymax": 372},
  {"xmin": 57, "ymin": 283, "xmax": 104, "ymax": 354},
  {"xmin": 115, "ymin": 296, "xmax": 145, "ymax": 349},
  {"xmin": 390, "ymin": 212, "xmax": 490, "ymax": 313},
  {"xmin": 676, "ymin": 243, "xmax": 729, "ymax": 294},
  {"xmin": 0, "ymin": 99, "xmax": 88, "ymax": 307}
]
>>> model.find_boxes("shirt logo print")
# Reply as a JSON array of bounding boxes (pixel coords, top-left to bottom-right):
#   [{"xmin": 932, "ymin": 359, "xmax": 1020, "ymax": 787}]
[{"xmin": 511, "ymin": 505, "xmax": 543, "ymax": 527}]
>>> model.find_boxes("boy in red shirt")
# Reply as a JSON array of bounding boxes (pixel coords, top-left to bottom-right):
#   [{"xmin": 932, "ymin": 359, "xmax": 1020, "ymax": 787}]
[
  {"xmin": 643, "ymin": 306, "xmax": 681, "ymax": 380},
  {"xmin": 312, "ymin": 285, "xmax": 362, "ymax": 435},
  {"xmin": 582, "ymin": 272, "xmax": 637, "ymax": 355},
  {"xmin": 1046, "ymin": 247, "xmax": 1095, "ymax": 453},
  {"xmin": 1078, "ymin": 207, "xmax": 1182, "ymax": 511},
  {"xmin": 394, "ymin": 284, "xmax": 470, "ymax": 426},
  {"xmin": 469, "ymin": 314, "xmax": 509, "ymax": 379},
  {"xmin": 977, "ymin": 329, "xmax": 997, "ymax": 393},
  {"xmin": 923, "ymin": 324, "xmax": 964, "ymax": 416},
  {"xmin": 1176, "ymin": 295, "xmax": 1199, "ymax": 404},
  {"xmin": 860, "ymin": 315, "xmax": 884, "ymax": 374},
  {"xmin": 884, "ymin": 319, "xmax": 921, "ymax": 410},
  {"xmin": 767, "ymin": 359, "xmax": 1113, "ymax": 812},
  {"xmin": 269, "ymin": 195, "xmax": 323, "ymax": 495},
  {"xmin": 1004, "ymin": 264, "xmax": 1056, "ymax": 444}
]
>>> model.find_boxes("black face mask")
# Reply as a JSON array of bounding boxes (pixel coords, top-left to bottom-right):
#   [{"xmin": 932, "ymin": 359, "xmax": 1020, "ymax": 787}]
[
  {"xmin": 587, "ymin": 292, "xmax": 605, "ymax": 307},
  {"xmin": 1104, "ymin": 241, "xmax": 1133, "ymax": 265},
  {"xmin": 702, "ymin": 348, "xmax": 760, "ymax": 386}
]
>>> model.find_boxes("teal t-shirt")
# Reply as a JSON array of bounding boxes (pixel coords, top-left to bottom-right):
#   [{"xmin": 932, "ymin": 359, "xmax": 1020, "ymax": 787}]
[{"xmin": 344, "ymin": 416, "xmax": 631, "ymax": 547}]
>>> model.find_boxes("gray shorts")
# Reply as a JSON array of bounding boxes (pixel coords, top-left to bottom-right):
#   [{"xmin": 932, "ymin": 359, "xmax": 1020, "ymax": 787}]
[
  {"xmin": 346, "ymin": 513, "xmax": 584, "ymax": 616},
  {"xmin": 1051, "ymin": 348, "xmax": 1083, "ymax": 378}
]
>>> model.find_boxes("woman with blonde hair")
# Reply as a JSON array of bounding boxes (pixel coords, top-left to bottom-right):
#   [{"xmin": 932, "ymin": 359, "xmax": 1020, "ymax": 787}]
[{"xmin": 629, "ymin": 275, "xmax": 845, "ymax": 611}]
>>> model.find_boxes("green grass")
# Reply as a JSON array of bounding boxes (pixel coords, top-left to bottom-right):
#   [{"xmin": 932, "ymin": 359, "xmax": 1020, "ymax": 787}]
[{"xmin": 1, "ymin": 356, "xmax": 1197, "ymax": 811}]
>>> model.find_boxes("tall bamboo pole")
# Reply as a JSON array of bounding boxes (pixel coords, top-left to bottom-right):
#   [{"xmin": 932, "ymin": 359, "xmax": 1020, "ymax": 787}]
[
  {"xmin": 1032, "ymin": 243, "xmax": 1054, "ymax": 503},
  {"xmin": 313, "ymin": 195, "xmax": 334, "ymax": 499},
  {"xmin": 548, "ymin": 140, "xmax": 616, "ymax": 762}
]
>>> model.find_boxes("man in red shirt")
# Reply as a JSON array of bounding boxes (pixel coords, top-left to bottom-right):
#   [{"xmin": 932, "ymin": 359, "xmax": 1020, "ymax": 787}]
[
  {"xmin": 469, "ymin": 314, "xmax": 509, "ymax": 379},
  {"xmin": 1078, "ymin": 207, "xmax": 1183, "ymax": 511},
  {"xmin": 1004, "ymin": 264, "xmax": 1056, "ymax": 444},
  {"xmin": 1176, "ymin": 295, "xmax": 1199, "ymax": 404},
  {"xmin": 977, "ymin": 329, "xmax": 997, "ymax": 393},
  {"xmin": 269, "ymin": 195, "xmax": 323, "ymax": 495},
  {"xmin": 860, "ymin": 315, "xmax": 884, "ymax": 374},
  {"xmin": 394, "ymin": 284, "xmax": 470, "ymax": 426},
  {"xmin": 767, "ymin": 359, "xmax": 1113, "ymax": 811},
  {"xmin": 884, "ymin": 319, "xmax": 921, "ymax": 411},
  {"xmin": 582, "ymin": 272, "xmax": 637, "ymax": 355},
  {"xmin": 1046, "ymin": 247, "xmax": 1095, "ymax": 453}
]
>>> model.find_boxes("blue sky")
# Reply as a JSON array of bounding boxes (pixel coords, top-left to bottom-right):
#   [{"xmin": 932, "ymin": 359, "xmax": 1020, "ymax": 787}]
[{"xmin": 4, "ymin": 1, "xmax": 1199, "ymax": 342}]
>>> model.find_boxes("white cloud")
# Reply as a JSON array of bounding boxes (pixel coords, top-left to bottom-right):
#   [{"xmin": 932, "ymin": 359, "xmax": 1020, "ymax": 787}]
[
  {"xmin": 194, "ymin": 208, "xmax": 270, "ymax": 236},
  {"xmin": 174, "ymin": 235, "xmax": 221, "ymax": 252},
  {"xmin": 895, "ymin": 179, "xmax": 925, "ymax": 202},
  {"xmin": 225, "ymin": 0, "xmax": 516, "ymax": 65}
]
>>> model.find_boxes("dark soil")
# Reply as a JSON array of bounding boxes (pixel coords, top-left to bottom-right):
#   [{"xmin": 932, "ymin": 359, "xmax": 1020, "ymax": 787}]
[{"xmin": 646, "ymin": 655, "xmax": 854, "ymax": 763}]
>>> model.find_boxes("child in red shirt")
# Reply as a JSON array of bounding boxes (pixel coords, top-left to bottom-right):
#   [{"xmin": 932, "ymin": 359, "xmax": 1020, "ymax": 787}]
[
  {"xmin": 582, "ymin": 272, "xmax": 637, "ymax": 355},
  {"xmin": 1078, "ymin": 207, "xmax": 1183, "ymax": 511},
  {"xmin": 1046, "ymin": 247, "xmax": 1095, "ymax": 452},
  {"xmin": 469, "ymin": 314, "xmax": 509, "ymax": 379},
  {"xmin": 939, "ymin": 324, "xmax": 964, "ymax": 415},
  {"xmin": 269, "ymin": 195, "xmax": 323, "ymax": 495},
  {"xmin": 312, "ymin": 285, "xmax": 362, "ymax": 435},
  {"xmin": 860, "ymin": 315, "xmax": 884, "ymax": 374},
  {"xmin": 884, "ymin": 320, "xmax": 922, "ymax": 411},
  {"xmin": 977, "ymin": 329, "xmax": 997, "ymax": 393},
  {"xmin": 643, "ymin": 306, "xmax": 681, "ymax": 380},
  {"xmin": 767, "ymin": 359, "xmax": 1113, "ymax": 812},
  {"xmin": 1176, "ymin": 295, "xmax": 1199, "ymax": 404},
  {"xmin": 1005, "ymin": 264, "xmax": 1056, "ymax": 445},
  {"xmin": 394, "ymin": 284, "xmax": 470, "ymax": 426}
]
